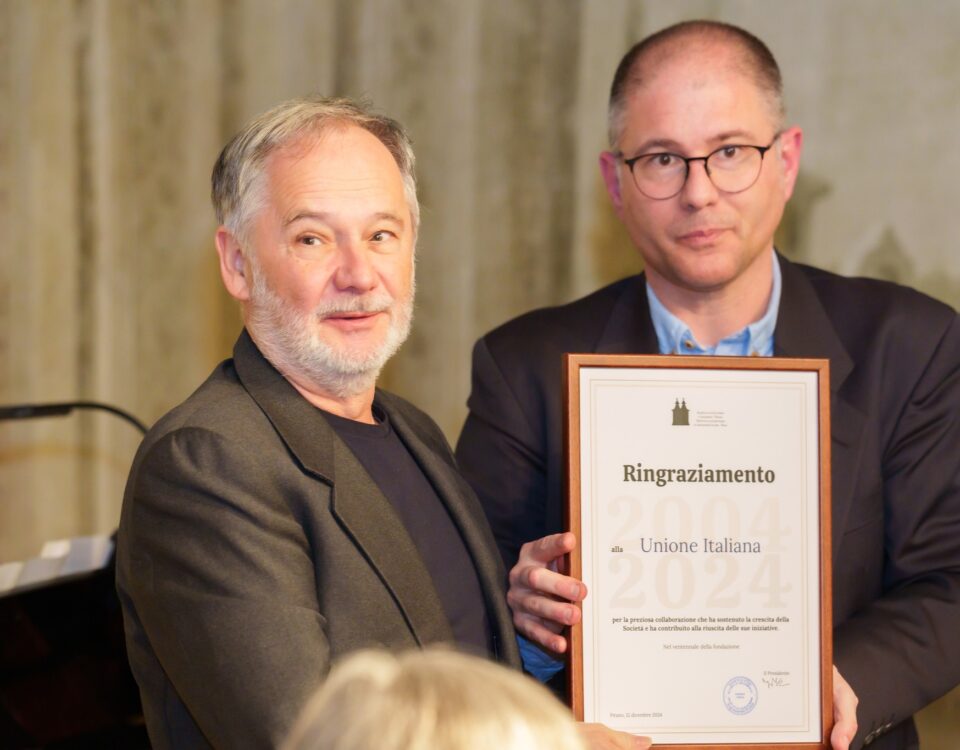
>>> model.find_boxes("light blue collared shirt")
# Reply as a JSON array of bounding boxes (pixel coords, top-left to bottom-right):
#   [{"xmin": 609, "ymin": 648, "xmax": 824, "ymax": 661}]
[
  {"xmin": 519, "ymin": 252, "xmax": 781, "ymax": 682},
  {"xmin": 647, "ymin": 250, "xmax": 781, "ymax": 357}
]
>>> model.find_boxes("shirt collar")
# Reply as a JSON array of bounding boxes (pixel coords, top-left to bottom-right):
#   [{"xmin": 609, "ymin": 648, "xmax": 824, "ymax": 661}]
[{"xmin": 646, "ymin": 249, "xmax": 781, "ymax": 357}]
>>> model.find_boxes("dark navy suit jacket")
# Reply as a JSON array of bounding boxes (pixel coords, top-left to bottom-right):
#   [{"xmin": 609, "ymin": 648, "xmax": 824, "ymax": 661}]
[{"xmin": 457, "ymin": 254, "xmax": 960, "ymax": 750}]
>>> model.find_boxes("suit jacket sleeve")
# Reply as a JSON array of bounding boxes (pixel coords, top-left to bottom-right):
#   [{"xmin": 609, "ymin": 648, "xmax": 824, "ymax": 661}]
[
  {"xmin": 456, "ymin": 336, "xmax": 550, "ymax": 571},
  {"xmin": 120, "ymin": 425, "xmax": 328, "ymax": 749},
  {"xmin": 834, "ymin": 313, "xmax": 960, "ymax": 748}
]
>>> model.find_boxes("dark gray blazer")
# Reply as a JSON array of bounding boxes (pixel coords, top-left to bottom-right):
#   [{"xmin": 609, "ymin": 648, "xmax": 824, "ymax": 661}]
[
  {"xmin": 118, "ymin": 331, "xmax": 520, "ymax": 750},
  {"xmin": 456, "ymin": 254, "xmax": 960, "ymax": 750}
]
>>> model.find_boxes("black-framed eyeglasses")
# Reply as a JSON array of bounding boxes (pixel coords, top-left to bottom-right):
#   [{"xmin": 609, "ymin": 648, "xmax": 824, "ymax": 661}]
[{"xmin": 620, "ymin": 133, "xmax": 781, "ymax": 200}]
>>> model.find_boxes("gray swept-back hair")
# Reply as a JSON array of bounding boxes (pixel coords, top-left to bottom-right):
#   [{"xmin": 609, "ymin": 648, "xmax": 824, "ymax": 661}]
[
  {"xmin": 211, "ymin": 95, "xmax": 419, "ymax": 243},
  {"xmin": 608, "ymin": 20, "xmax": 784, "ymax": 148}
]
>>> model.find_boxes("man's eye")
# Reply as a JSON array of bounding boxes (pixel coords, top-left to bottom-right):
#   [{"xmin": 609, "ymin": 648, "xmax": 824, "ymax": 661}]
[
  {"xmin": 641, "ymin": 153, "xmax": 679, "ymax": 170},
  {"xmin": 299, "ymin": 236, "xmax": 321, "ymax": 246},
  {"xmin": 371, "ymin": 230, "xmax": 393, "ymax": 242},
  {"xmin": 718, "ymin": 146, "xmax": 740, "ymax": 159}
]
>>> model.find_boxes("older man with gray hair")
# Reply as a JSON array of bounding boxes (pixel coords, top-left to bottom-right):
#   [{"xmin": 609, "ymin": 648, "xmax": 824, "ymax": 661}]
[
  {"xmin": 116, "ymin": 97, "xmax": 527, "ymax": 750},
  {"xmin": 118, "ymin": 95, "xmax": 646, "ymax": 750}
]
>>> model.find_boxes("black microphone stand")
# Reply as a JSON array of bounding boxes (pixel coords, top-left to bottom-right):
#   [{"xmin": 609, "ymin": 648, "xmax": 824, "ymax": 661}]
[{"xmin": 0, "ymin": 401, "xmax": 148, "ymax": 435}]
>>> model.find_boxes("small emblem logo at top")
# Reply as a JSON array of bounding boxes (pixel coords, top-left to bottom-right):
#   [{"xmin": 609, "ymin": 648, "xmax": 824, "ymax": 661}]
[{"xmin": 672, "ymin": 398, "xmax": 690, "ymax": 426}]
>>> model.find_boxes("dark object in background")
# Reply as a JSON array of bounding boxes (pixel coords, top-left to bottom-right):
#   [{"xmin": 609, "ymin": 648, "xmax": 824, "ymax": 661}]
[
  {"xmin": 0, "ymin": 553, "xmax": 148, "ymax": 748},
  {"xmin": 0, "ymin": 402, "xmax": 149, "ymax": 748}
]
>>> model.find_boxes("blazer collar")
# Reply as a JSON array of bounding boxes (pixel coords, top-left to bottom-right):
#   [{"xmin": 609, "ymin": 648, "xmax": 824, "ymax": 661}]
[
  {"xmin": 232, "ymin": 329, "xmax": 337, "ymax": 483},
  {"xmin": 232, "ymin": 330, "xmax": 454, "ymax": 645},
  {"xmin": 773, "ymin": 253, "xmax": 854, "ymax": 393},
  {"xmin": 596, "ymin": 274, "xmax": 660, "ymax": 354},
  {"xmin": 594, "ymin": 259, "xmax": 856, "ymax": 383}
]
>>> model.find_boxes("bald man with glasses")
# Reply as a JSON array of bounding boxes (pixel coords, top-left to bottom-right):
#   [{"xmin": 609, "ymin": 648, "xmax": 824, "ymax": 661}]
[{"xmin": 456, "ymin": 20, "xmax": 960, "ymax": 750}]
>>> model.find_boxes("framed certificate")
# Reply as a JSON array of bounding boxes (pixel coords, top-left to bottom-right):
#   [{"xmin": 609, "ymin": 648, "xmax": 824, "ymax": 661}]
[{"xmin": 566, "ymin": 354, "xmax": 832, "ymax": 748}]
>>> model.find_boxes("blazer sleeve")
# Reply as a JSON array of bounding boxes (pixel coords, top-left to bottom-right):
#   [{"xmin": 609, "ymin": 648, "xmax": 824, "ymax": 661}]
[
  {"xmin": 456, "ymin": 336, "xmax": 550, "ymax": 572},
  {"xmin": 120, "ymin": 425, "xmax": 328, "ymax": 749},
  {"xmin": 834, "ymin": 313, "xmax": 960, "ymax": 748}
]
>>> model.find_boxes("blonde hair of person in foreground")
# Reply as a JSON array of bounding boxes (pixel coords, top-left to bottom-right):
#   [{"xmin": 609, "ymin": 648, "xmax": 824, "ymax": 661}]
[{"xmin": 282, "ymin": 648, "xmax": 587, "ymax": 750}]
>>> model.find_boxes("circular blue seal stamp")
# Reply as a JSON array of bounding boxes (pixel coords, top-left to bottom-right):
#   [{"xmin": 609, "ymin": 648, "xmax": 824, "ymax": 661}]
[{"xmin": 723, "ymin": 676, "xmax": 758, "ymax": 715}]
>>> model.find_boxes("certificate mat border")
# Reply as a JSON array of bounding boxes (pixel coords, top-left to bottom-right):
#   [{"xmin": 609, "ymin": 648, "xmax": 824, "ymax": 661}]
[{"xmin": 564, "ymin": 354, "xmax": 833, "ymax": 750}]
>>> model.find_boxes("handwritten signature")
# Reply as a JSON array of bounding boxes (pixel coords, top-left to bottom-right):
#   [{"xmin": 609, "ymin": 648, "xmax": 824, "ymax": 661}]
[{"xmin": 762, "ymin": 676, "xmax": 790, "ymax": 688}]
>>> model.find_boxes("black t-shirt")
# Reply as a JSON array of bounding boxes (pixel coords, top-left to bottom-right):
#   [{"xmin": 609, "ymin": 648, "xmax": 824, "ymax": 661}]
[{"xmin": 323, "ymin": 403, "xmax": 493, "ymax": 656}]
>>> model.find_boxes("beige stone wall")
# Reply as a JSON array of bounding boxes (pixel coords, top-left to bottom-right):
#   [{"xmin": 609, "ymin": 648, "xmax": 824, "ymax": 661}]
[{"xmin": 1, "ymin": 0, "xmax": 957, "ymax": 742}]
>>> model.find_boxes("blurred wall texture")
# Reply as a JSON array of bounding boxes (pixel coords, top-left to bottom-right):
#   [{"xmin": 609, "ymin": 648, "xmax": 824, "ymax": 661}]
[{"xmin": 0, "ymin": 0, "xmax": 958, "ymax": 743}]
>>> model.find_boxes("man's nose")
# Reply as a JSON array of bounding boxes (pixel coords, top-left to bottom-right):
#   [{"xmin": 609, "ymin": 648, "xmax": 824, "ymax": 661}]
[
  {"xmin": 332, "ymin": 240, "xmax": 377, "ymax": 292},
  {"xmin": 679, "ymin": 158, "xmax": 719, "ymax": 209}
]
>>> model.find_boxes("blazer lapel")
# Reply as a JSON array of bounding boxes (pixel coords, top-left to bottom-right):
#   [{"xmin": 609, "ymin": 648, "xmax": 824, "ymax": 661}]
[
  {"xmin": 232, "ymin": 330, "xmax": 452, "ymax": 646},
  {"xmin": 383, "ymin": 397, "xmax": 521, "ymax": 667},
  {"xmin": 327, "ymin": 441, "xmax": 453, "ymax": 646},
  {"xmin": 596, "ymin": 274, "xmax": 661, "ymax": 354},
  {"xmin": 773, "ymin": 255, "xmax": 866, "ymax": 566}
]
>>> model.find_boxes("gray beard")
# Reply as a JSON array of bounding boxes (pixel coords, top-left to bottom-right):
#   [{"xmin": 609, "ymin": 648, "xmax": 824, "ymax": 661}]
[{"xmin": 246, "ymin": 265, "xmax": 414, "ymax": 399}]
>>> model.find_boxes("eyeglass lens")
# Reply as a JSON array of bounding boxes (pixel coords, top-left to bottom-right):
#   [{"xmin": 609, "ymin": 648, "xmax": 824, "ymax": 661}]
[{"xmin": 631, "ymin": 145, "xmax": 765, "ymax": 199}]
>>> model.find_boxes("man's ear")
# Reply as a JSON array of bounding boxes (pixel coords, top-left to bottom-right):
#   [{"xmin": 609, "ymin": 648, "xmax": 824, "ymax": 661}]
[
  {"xmin": 215, "ymin": 227, "xmax": 252, "ymax": 302},
  {"xmin": 778, "ymin": 126, "xmax": 804, "ymax": 201},
  {"xmin": 599, "ymin": 151, "xmax": 624, "ymax": 213}
]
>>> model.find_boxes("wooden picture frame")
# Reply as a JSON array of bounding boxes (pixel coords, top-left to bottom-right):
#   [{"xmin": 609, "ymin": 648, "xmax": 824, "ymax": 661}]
[{"xmin": 565, "ymin": 354, "xmax": 832, "ymax": 748}]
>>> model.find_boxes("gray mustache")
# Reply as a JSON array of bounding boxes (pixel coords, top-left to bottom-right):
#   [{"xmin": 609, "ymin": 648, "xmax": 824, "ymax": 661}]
[{"xmin": 313, "ymin": 293, "xmax": 394, "ymax": 317}]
